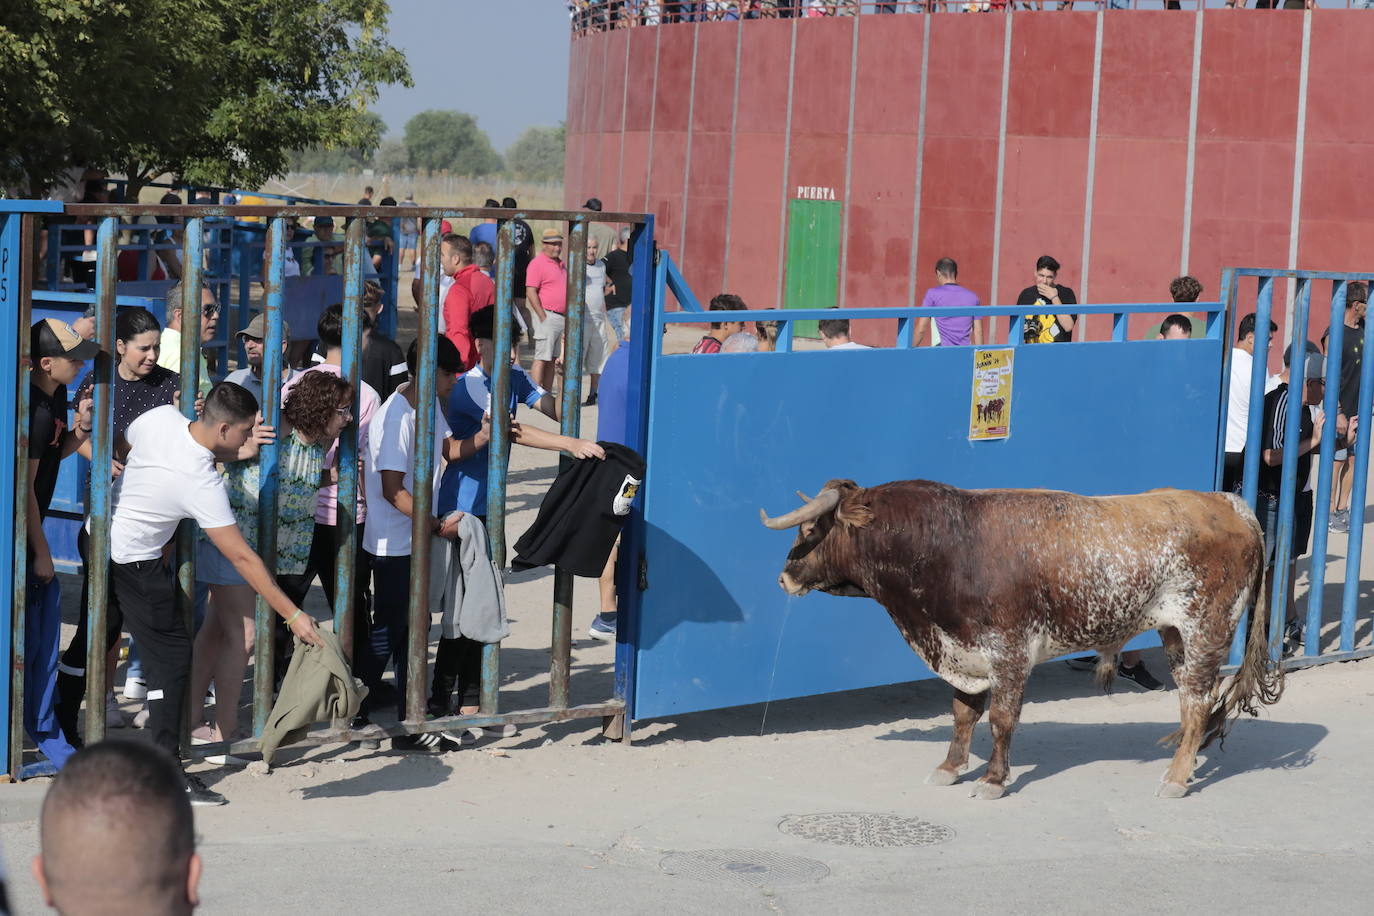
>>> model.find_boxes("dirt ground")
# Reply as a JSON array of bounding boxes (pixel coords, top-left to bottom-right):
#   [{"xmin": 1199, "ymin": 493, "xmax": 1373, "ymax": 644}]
[{"xmin": 5, "ymin": 300, "xmax": 1374, "ymax": 913}]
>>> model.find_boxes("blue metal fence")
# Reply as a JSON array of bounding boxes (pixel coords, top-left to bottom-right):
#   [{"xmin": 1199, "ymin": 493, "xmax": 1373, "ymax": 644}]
[{"xmin": 2, "ymin": 198, "xmax": 640, "ymax": 777}]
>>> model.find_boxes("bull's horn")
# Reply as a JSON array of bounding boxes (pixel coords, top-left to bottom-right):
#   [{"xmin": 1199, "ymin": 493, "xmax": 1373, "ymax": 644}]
[
  {"xmin": 796, "ymin": 490, "xmax": 812, "ymax": 503},
  {"xmin": 759, "ymin": 488, "xmax": 841, "ymax": 530}
]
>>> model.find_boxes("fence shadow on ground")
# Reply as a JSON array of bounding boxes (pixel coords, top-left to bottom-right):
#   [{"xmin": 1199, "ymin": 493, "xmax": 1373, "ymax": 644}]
[{"xmin": 297, "ymin": 754, "xmax": 455, "ymax": 800}]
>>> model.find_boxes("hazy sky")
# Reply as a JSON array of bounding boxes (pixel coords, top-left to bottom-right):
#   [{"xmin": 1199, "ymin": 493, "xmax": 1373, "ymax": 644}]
[{"xmin": 373, "ymin": 0, "xmax": 572, "ymax": 151}]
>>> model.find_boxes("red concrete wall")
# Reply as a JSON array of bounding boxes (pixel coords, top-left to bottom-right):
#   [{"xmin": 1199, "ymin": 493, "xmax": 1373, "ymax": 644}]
[{"xmin": 565, "ymin": 12, "xmax": 1371, "ymax": 349}]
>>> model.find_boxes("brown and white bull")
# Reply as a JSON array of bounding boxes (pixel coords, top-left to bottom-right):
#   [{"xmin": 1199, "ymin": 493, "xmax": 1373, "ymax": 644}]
[{"xmin": 760, "ymin": 479, "xmax": 1283, "ymax": 799}]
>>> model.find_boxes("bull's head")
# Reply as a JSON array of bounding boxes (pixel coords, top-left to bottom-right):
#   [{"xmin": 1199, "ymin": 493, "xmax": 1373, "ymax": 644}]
[{"xmin": 759, "ymin": 478, "xmax": 873, "ymax": 598}]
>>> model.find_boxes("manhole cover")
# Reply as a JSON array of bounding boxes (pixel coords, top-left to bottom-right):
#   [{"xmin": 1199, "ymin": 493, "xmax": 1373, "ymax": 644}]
[
  {"xmin": 778, "ymin": 812, "xmax": 956, "ymax": 848},
  {"xmin": 658, "ymin": 849, "xmax": 829, "ymax": 887}
]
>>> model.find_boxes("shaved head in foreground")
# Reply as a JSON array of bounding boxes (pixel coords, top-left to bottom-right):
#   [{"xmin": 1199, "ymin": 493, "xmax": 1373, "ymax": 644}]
[{"xmin": 34, "ymin": 741, "xmax": 201, "ymax": 915}]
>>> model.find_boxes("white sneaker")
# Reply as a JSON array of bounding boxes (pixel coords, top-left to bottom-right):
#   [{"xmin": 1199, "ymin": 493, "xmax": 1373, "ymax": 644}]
[
  {"xmin": 191, "ymin": 734, "xmax": 250, "ymax": 767},
  {"xmin": 462, "ymin": 723, "xmax": 519, "ymax": 744},
  {"xmin": 122, "ymin": 676, "xmax": 147, "ymax": 700},
  {"xmin": 132, "ymin": 706, "xmax": 150, "ymax": 729},
  {"xmin": 105, "ymin": 694, "xmax": 128, "ymax": 728}
]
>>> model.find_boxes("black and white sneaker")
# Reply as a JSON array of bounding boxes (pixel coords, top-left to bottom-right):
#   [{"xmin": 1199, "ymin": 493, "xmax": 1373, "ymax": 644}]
[
  {"xmin": 1117, "ymin": 661, "xmax": 1166, "ymax": 691},
  {"xmin": 391, "ymin": 732, "xmax": 460, "ymax": 753},
  {"xmin": 1282, "ymin": 621, "xmax": 1304, "ymax": 658},
  {"xmin": 185, "ymin": 773, "xmax": 227, "ymax": 807}
]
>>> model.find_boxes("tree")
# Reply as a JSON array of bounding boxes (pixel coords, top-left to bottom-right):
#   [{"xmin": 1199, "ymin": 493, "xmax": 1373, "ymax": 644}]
[
  {"xmin": 372, "ymin": 139, "xmax": 411, "ymax": 175},
  {"xmin": 506, "ymin": 125, "xmax": 566, "ymax": 182},
  {"xmin": 288, "ymin": 113, "xmax": 386, "ymax": 173},
  {"xmin": 0, "ymin": 0, "xmax": 410, "ymax": 198},
  {"xmin": 403, "ymin": 111, "xmax": 503, "ymax": 177}
]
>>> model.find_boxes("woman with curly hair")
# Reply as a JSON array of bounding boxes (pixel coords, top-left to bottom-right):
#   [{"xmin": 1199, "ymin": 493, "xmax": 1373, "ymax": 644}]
[{"xmin": 188, "ymin": 371, "xmax": 355, "ymax": 762}]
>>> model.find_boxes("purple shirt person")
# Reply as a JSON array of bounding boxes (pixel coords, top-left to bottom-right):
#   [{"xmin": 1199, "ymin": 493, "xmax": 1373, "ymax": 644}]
[{"xmin": 916, "ymin": 257, "xmax": 983, "ymax": 348}]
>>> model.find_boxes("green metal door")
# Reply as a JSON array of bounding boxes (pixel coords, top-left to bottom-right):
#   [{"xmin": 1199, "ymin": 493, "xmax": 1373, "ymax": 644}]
[{"xmin": 783, "ymin": 199, "xmax": 841, "ymax": 338}]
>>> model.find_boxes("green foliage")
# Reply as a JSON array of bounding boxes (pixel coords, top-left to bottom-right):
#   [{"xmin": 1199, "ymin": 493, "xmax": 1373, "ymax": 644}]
[
  {"xmin": 403, "ymin": 110, "xmax": 503, "ymax": 177},
  {"xmin": 371, "ymin": 139, "xmax": 411, "ymax": 174},
  {"xmin": 288, "ymin": 112, "xmax": 386, "ymax": 173},
  {"xmin": 0, "ymin": 0, "xmax": 410, "ymax": 197},
  {"xmin": 506, "ymin": 125, "xmax": 566, "ymax": 182}
]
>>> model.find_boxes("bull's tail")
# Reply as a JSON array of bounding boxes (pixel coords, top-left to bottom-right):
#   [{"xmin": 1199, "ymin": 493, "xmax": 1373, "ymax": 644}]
[{"xmin": 1198, "ymin": 564, "xmax": 1286, "ymax": 750}]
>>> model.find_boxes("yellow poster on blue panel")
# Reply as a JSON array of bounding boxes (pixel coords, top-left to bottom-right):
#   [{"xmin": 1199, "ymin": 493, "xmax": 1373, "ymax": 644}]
[{"xmin": 970, "ymin": 348, "xmax": 1013, "ymax": 441}]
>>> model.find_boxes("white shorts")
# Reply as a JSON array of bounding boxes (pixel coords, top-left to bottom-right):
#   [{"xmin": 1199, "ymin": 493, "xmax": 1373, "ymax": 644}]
[{"xmin": 533, "ymin": 311, "xmax": 566, "ymax": 362}]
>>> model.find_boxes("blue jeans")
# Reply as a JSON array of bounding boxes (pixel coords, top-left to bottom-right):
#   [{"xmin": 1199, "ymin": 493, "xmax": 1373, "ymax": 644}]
[
  {"xmin": 605, "ymin": 307, "xmax": 629, "ymax": 345},
  {"xmin": 26, "ymin": 576, "xmax": 76, "ymax": 768}
]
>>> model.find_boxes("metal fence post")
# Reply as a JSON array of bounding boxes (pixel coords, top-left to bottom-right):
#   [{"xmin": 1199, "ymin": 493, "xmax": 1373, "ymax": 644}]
[
  {"xmin": 334, "ymin": 217, "xmax": 366, "ymax": 651},
  {"xmin": 1269, "ymin": 278, "xmax": 1312, "ymax": 660},
  {"xmin": 174, "ymin": 217, "xmax": 205, "ymax": 752},
  {"xmin": 551, "ymin": 219, "xmax": 589, "ymax": 710},
  {"xmin": 406, "ymin": 216, "xmax": 443, "ymax": 725},
  {"xmin": 1339, "ymin": 293, "xmax": 1374, "ymax": 653},
  {"xmin": 1304, "ymin": 280, "xmax": 1347, "ymax": 655},
  {"xmin": 251, "ymin": 217, "xmax": 285, "ymax": 736},
  {"xmin": 81, "ymin": 218, "xmax": 121, "ymax": 748},
  {"xmin": 483, "ymin": 218, "xmax": 516, "ymax": 716}
]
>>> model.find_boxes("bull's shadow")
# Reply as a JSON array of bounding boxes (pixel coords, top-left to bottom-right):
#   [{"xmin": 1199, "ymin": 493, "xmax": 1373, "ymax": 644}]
[{"xmin": 879, "ymin": 716, "xmax": 1325, "ymax": 797}]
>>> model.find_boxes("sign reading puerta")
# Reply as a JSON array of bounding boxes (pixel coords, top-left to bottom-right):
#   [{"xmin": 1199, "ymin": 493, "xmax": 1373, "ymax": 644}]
[{"xmin": 970, "ymin": 348, "xmax": 1013, "ymax": 441}]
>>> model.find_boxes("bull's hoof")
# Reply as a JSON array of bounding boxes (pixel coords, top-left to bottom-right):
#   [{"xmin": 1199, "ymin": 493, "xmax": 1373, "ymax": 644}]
[
  {"xmin": 925, "ymin": 767, "xmax": 960, "ymax": 787},
  {"xmin": 970, "ymin": 780, "xmax": 1006, "ymax": 800},
  {"xmin": 1155, "ymin": 780, "xmax": 1189, "ymax": 799}
]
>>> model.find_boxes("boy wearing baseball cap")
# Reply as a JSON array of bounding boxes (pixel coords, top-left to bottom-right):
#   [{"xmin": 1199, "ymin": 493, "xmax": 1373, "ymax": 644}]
[{"xmin": 27, "ymin": 319, "xmax": 99, "ymax": 767}]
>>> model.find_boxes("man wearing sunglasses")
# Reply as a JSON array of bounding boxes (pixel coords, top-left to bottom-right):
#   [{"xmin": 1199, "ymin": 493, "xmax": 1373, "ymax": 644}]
[{"xmin": 157, "ymin": 281, "xmax": 220, "ymax": 396}]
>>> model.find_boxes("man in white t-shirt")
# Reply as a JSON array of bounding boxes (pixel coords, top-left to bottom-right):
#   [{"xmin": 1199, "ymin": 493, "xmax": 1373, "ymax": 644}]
[
  {"xmin": 1224, "ymin": 313, "xmax": 1276, "ymax": 493},
  {"xmin": 362, "ymin": 335, "xmax": 491, "ymax": 751},
  {"xmin": 109, "ymin": 383, "xmax": 322, "ymax": 806}
]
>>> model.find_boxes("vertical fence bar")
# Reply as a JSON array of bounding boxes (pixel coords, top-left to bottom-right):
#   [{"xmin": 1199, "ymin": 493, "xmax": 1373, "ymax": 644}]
[
  {"xmin": 175, "ymin": 218, "xmax": 205, "ymax": 751},
  {"xmin": 483, "ymin": 219, "xmax": 516, "ymax": 716},
  {"xmin": 81, "ymin": 218, "xmax": 120, "ymax": 748},
  {"xmin": 1213, "ymin": 269, "xmax": 1238, "ymax": 492},
  {"xmin": 550, "ymin": 219, "xmax": 589, "ymax": 710},
  {"xmin": 407, "ymin": 216, "xmax": 442, "ymax": 725},
  {"xmin": 1304, "ymin": 280, "xmax": 1347, "ymax": 655},
  {"xmin": 1230, "ymin": 276, "xmax": 1275, "ymax": 665},
  {"xmin": 1268, "ymin": 278, "xmax": 1312, "ymax": 660},
  {"xmin": 1339, "ymin": 291, "xmax": 1374, "ymax": 653},
  {"xmin": 7, "ymin": 212, "xmax": 40, "ymax": 776},
  {"xmin": 333, "ymin": 218, "xmax": 366, "ymax": 649},
  {"xmin": 252, "ymin": 217, "xmax": 285, "ymax": 736}
]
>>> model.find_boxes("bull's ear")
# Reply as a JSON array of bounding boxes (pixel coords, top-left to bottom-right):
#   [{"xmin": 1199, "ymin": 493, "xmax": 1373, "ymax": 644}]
[{"xmin": 835, "ymin": 499, "xmax": 873, "ymax": 529}]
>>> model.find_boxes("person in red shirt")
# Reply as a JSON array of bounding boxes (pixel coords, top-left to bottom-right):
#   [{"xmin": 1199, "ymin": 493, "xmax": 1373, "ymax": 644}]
[{"xmin": 440, "ymin": 233, "xmax": 493, "ymax": 371}]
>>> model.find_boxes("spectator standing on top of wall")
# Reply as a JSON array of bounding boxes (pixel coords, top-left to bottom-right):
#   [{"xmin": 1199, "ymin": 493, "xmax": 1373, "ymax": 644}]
[
  {"xmin": 442, "ymin": 233, "xmax": 495, "ymax": 372},
  {"xmin": 604, "ymin": 227, "xmax": 633, "ymax": 345},
  {"xmin": 1019, "ymin": 255, "xmax": 1077, "ymax": 344},
  {"xmin": 917, "ymin": 257, "xmax": 983, "ymax": 348},
  {"xmin": 692, "ymin": 294, "xmax": 749, "ymax": 353},
  {"xmin": 526, "ymin": 228, "xmax": 571, "ymax": 392},
  {"xmin": 358, "ymin": 186, "xmax": 374, "ymax": 206},
  {"xmin": 1329, "ymin": 282, "xmax": 1367, "ymax": 534},
  {"xmin": 1223, "ymin": 313, "xmax": 1277, "ymax": 495},
  {"xmin": 819, "ymin": 315, "xmax": 869, "ymax": 350},
  {"xmin": 583, "ymin": 236, "xmax": 613, "ymax": 405},
  {"xmin": 157, "ymin": 281, "xmax": 219, "ymax": 395}
]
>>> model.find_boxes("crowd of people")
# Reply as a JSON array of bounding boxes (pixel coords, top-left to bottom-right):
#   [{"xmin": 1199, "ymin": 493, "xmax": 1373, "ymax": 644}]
[
  {"xmin": 569, "ymin": 0, "xmax": 1328, "ymax": 33},
  {"xmin": 22, "ymin": 191, "xmax": 638, "ymax": 809}
]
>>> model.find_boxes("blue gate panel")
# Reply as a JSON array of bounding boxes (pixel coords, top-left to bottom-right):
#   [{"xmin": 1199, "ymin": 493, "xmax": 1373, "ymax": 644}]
[{"xmin": 633, "ymin": 339, "xmax": 1222, "ymax": 720}]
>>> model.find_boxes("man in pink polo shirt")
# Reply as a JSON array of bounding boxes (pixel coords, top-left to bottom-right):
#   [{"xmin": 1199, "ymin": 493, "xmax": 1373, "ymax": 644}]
[{"xmin": 525, "ymin": 227, "xmax": 569, "ymax": 392}]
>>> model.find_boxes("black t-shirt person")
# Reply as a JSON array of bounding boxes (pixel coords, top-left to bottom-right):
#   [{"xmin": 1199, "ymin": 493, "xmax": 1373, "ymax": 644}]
[
  {"xmin": 605, "ymin": 246, "xmax": 632, "ymax": 309},
  {"xmin": 30, "ymin": 382, "xmax": 69, "ymax": 519},
  {"xmin": 1018, "ymin": 284, "xmax": 1078, "ymax": 343}
]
